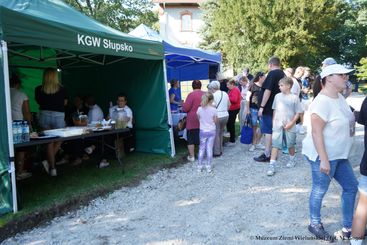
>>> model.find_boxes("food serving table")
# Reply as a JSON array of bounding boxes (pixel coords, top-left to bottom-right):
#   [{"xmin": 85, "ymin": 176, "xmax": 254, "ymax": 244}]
[{"xmin": 14, "ymin": 128, "xmax": 131, "ymax": 167}]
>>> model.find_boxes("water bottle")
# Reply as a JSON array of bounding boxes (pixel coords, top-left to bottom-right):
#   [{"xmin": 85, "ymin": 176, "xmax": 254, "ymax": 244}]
[
  {"xmin": 12, "ymin": 122, "xmax": 17, "ymax": 144},
  {"xmin": 22, "ymin": 121, "xmax": 30, "ymax": 142},
  {"xmin": 17, "ymin": 122, "xmax": 23, "ymax": 143},
  {"xmin": 15, "ymin": 122, "xmax": 22, "ymax": 143}
]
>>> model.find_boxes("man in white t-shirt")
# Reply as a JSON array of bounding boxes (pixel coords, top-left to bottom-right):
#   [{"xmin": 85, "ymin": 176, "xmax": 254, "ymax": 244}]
[
  {"xmin": 86, "ymin": 96, "xmax": 104, "ymax": 124},
  {"xmin": 109, "ymin": 94, "xmax": 133, "ymax": 128}
]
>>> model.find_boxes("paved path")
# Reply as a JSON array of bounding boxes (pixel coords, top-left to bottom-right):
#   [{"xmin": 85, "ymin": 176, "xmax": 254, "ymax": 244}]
[{"xmin": 2, "ymin": 93, "xmax": 366, "ymax": 245}]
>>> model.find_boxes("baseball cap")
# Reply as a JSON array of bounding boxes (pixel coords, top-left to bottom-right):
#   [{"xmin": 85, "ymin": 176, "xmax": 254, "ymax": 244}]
[
  {"xmin": 322, "ymin": 57, "xmax": 337, "ymax": 66},
  {"xmin": 320, "ymin": 64, "xmax": 354, "ymax": 79}
]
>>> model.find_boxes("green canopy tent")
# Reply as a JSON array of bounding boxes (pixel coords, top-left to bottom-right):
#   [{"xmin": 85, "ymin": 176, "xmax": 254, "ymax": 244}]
[{"xmin": 0, "ymin": 0, "xmax": 175, "ymax": 215}]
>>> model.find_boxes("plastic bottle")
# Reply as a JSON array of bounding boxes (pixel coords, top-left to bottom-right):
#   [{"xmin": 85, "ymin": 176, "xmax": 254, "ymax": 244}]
[
  {"xmin": 22, "ymin": 121, "xmax": 30, "ymax": 142},
  {"xmin": 15, "ymin": 122, "xmax": 22, "ymax": 143},
  {"xmin": 18, "ymin": 122, "xmax": 23, "ymax": 143},
  {"xmin": 12, "ymin": 121, "xmax": 17, "ymax": 144}
]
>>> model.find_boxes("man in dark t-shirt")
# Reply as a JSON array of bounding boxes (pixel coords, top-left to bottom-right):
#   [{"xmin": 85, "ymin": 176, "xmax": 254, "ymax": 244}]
[{"xmin": 254, "ymin": 56, "xmax": 285, "ymax": 163}]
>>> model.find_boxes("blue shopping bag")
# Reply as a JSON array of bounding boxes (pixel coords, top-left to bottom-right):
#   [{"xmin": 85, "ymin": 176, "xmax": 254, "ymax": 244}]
[{"xmin": 240, "ymin": 114, "xmax": 253, "ymax": 144}]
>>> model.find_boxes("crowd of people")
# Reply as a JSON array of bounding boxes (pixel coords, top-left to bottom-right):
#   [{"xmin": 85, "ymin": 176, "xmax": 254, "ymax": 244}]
[
  {"xmin": 10, "ymin": 68, "xmax": 134, "ymax": 178},
  {"xmin": 171, "ymin": 56, "xmax": 367, "ymax": 243},
  {"xmin": 10, "ymin": 57, "xmax": 367, "ymax": 243}
]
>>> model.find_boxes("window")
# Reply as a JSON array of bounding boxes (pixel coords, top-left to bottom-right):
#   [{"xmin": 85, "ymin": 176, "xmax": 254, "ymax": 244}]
[{"xmin": 181, "ymin": 11, "xmax": 192, "ymax": 32}]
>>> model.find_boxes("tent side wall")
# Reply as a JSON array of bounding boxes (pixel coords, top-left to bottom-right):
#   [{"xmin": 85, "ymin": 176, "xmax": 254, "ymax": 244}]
[
  {"xmin": 0, "ymin": 44, "xmax": 13, "ymax": 214},
  {"xmin": 62, "ymin": 59, "xmax": 171, "ymax": 154}
]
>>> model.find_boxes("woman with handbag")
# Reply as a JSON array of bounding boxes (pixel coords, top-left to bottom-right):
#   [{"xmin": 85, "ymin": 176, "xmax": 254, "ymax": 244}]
[{"xmin": 208, "ymin": 80, "xmax": 230, "ymax": 157}]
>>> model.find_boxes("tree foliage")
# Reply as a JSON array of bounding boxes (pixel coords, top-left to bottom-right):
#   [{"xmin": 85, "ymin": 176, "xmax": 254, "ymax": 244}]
[
  {"xmin": 200, "ymin": 0, "xmax": 367, "ymax": 72},
  {"xmin": 65, "ymin": 0, "xmax": 158, "ymax": 32},
  {"xmin": 356, "ymin": 57, "xmax": 367, "ymax": 80},
  {"xmin": 353, "ymin": 0, "xmax": 367, "ymax": 79}
]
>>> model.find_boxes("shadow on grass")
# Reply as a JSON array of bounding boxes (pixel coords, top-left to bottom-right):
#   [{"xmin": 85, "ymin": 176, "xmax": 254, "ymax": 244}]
[{"xmin": 0, "ymin": 139, "xmax": 188, "ymax": 241}]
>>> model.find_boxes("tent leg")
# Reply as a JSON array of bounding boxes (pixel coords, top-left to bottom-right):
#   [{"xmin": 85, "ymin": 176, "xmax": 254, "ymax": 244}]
[
  {"xmin": 1, "ymin": 40, "xmax": 18, "ymax": 213},
  {"xmin": 163, "ymin": 61, "xmax": 176, "ymax": 157}
]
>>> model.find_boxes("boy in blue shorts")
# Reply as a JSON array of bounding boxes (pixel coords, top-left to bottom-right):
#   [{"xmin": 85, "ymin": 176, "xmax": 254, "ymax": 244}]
[{"xmin": 267, "ymin": 77, "xmax": 303, "ymax": 176}]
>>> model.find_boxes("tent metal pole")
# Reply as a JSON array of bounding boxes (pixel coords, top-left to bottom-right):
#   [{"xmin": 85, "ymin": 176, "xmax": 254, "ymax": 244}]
[
  {"xmin": 1, "ymin": 40, "xmax": 18, "ymax": 213},
  {"xmin": 162, "ymin": 60, "xmax": 175, "ymax": 157}
]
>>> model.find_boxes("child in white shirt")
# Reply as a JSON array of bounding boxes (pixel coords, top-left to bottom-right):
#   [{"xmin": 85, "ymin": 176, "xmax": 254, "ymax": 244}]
[{"xmin": 267, "ymin": 77, "xmax": 303, "ymax": 176}]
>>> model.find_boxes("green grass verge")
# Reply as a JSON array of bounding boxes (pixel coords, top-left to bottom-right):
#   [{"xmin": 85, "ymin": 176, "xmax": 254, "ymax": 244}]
[
  {"xmin": 0, "ymin": 139, "xmax": 188, "ymax": 228},
  {"xmin": 0, "ymin": 122, "xmax": 241, "ymax": 230}
]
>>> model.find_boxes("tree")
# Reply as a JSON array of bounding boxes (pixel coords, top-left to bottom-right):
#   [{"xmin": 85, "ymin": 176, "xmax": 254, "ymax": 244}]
[
  {"xmin": 356, "ymin": 57, "xmax": 367, "ymax": 80},
  {"xmin": 323, "ymin": 0, "xmax": 367, "ymax": 66},
  {"xmin": 65, "ymin": 0, "xmax": 158, "ymax": 33},
  {"xmin": 353, "ymin": 0, "xmax": 367, "ymax": 79},
  {"xmin": 200, "ymin": 0, "xmax": 367, "ymax": 72}
]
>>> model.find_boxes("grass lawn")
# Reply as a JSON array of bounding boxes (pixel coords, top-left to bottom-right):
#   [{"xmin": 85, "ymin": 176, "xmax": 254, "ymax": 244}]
[
  {"xmin": 0, "ymin": 122, "xmax": 241, "ymax": 239},
  {"xmin": 0, "ymin": 139, "xmax": 188, "ymax": 229}
]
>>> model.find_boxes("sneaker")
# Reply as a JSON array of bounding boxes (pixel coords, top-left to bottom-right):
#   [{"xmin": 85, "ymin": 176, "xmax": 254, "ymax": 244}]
[
  {"xmin": 99, "ymin": 160, "xmax": 110, "ymax": 168},
  {"xmin": 16, "ymin": 172, "xmax": 32, "ymax": 180},
  {"xmin": 308, "ymin": 223, "xmax": 335, "ymax": 243},
  {"xmin": 84, "ymin": 146, "xmax": 95, "ymax": 155},
  {"xmin": 197, "ymin": 165, "xmax": 203, "ymax": 172},
  {"xmin": 255, "ymin": 143, "xmax": 265, "ymax": 150},
  {"xmin": 206, "ymin": 165, "xmax": 212, "ymax": 173},
  {"xmin": 266, "ymin": 163, "xmax": 276, "ymax": 176},
  {"xmin": 254, "ymin": 153, "xmax": 270, "ymax": 162},
  {"xmin": 50, "ymin": 168, "xmax": 57, "ymax": 177},
  {"xmin": 223, "ymin": 132, "xmax": 230, "ymax": 138},
  {"xmin": 42, "ymin": 160, "xmax": 49, "ymax": 174},
  {"xmin": 56, "ymin": 157, "xmax": 68, "ymax": 165},
  {"xmin": 225, "ymin": 142, "xmax": 236, "ymax": 147},
  {"xmin": 333, "ymin": 227, "xmax": 363, "ymax": 240},
  {"xmin": 286, "ymin": 158, "xmax": 296, "ymax": 168},
  {"xmin": 187, "ymin": 155, "xmax": 195, "ymax": 162},
  {"xmin": 249, "ymin": 145, "xmax": 256, "ymax": 152}
]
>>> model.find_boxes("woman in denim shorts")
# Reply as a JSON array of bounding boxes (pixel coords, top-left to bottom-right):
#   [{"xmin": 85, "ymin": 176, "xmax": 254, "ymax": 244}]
[{"xmin": 35, "ymin": 68, "xmax": 67, "ymax": 176}]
